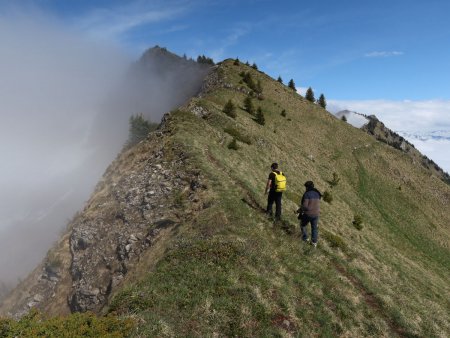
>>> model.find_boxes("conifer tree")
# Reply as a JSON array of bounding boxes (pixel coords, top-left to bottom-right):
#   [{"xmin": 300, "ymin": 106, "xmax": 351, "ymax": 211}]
[
  {"xmin": 277, "ymin": 76, "xmax": 283, "ymax": 84},
  {"xmin": 127, "ymin": 114, "xmax": 154, "ymax": 146},
  {"xmin": 252, "ymin": 62, "xmax": 258, "ymax": 70},
  {"xmin": 288, "ymin": 79, "xmax": 296, "ymax": 91},
  {"xmin": 341, "ymin": 115, "xmax": 347, "ymax": 122},
  {"xmin": 305, "ymin": 87, "xmax": 315, "ymax": 102},
  {"xmin": 255, "ymin": 79, "xmax": 263, "ymax": 94},
  {"xmin": 244, "ymin": 96, "xmax": 255, "ymax": 115},
  {"xmin": 245, "ymin": 61, "xmax": 250, "ymax": 66},
  {"xmin": 255, "ymin": 107, "xmax": 265, "ymax": 125},
  {"xmin": 234, "ymin": 58, "xmax": 240, "ymax": 65},
  {"xmin": 223, "ymin": 99, "xmax": 236, "ymax": 118},
  {"xmin": 228, "ymin": 138, "xmax": 239, "ymax": 150},
  {"xmin": 318, "ymin": 94, "xmax": 327, "ymax": 108}
]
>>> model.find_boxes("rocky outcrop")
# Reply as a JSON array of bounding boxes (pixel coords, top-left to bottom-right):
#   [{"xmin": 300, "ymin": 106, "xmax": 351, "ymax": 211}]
[
  {"xmin": 0, "ymin": 118, "xmax": 208, "ymax": 316},
  {"xmin": 67, "ymin": 126, "xmax": 207, "ymax": 312}
]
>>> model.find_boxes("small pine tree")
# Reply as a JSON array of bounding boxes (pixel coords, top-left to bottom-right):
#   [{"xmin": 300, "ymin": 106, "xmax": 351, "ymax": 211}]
[
  {"xmin": 281, "ymin": 109, "xmax": 287, "ymax": 117},
  {"xmin": 234, "ymin": 58, "xmax": 240, "ymax": 65},
  {"xmin": 318, "ymin": 94, "xmax": 327, "ymax": 108},
  {"xmin": 255, "ymin": 79, "xmax": 263, "ymax": 94},
  {"xmin": 277, "ymin": 76, "xmax": 283, "ymax": 84},
  {"xmin": 252, "ymin": 62, "xmax": 258, "ymax": 70},
  {"xmin": 255, "ymin": 107, "xmax": 265, "ymax": 125},
  {"xmin": 341, "ymin": 115, "xmax": 347, "ymax": 122},
  {"xmin": 288, "ymin": 79, "xmax": 296, "ymax": 91},
  {"xmin": 330, "ymin": 172, "xmax": 340, "ymax": 187},
  {"xmin": 353, "ymin": 215, "xmax": 364, "ymax": 230},
  {"xmin": 223, "ymin": 99, "xmax": 236, "ymax": 118},
  {"xmin": 305, "ymin": 87, "xmax": 315, "ymax": 102},
  {"xmin": 127, "ymin": 114, "xmax": 153, "ymax": 146},
  {"xmin": 243, "ymin": 72, "xmax": 256, "ymax": 90},
  {"xmin": 197, "ymin": 55, "xmax": 214, "ymax": 65},
  {"xmin": 245, "ymin": 61, "xmax": 250, "ymax": 66},
  {"xmin": 323, "ymin": 191, "xmax": 333, "ymax": 203},
  {"xmin": 228, "ymin": 138, "xmax": 239, "ymax": 150},
  {"xmin": 244, "ymin": 96, "xmax": 255, "ymax": 115}
]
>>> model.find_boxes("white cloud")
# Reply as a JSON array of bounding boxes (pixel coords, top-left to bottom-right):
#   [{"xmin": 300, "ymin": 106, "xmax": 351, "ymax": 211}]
[
  {"xmin": 208, "ymin": 26, "xmax": 251, "ymax": 61},
  {"xmin": 328, "ymin": 99, "xmax": 450, "ymax": 132},
  {"xmin": 73, "ymin": 3, "xmax": 186, "ymax": 41},
  {"xmin": 364, "ymin": 51, "xmax": 404, "ymax": 57},
  {"xmin": 328, "ymin": 99, "xmax": 450, "ymax": 173},
  {"xmin": 297, "ymin": 87, "xmax": 308, "ymax": 96}
]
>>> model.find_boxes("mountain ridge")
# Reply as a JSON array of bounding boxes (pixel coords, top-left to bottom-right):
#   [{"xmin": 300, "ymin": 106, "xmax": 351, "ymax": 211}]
[{"xmin": 1, "ymin": 53, "xmax": 449, "ymax": 337}]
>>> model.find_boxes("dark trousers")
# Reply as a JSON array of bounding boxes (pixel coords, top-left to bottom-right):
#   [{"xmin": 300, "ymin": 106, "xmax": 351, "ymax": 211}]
[
  {"xmin": 300, "ymin": 214, "xmax": 319, "ymax": 243},
  {"xmin": 267, "ymin": 191, "xmax": 282, "ymax": 219}
]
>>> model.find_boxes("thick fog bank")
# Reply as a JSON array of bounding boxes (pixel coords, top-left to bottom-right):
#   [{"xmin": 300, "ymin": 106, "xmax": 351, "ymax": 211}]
[{"xmin": 0, "ymin": 15, "xmax": 208, "ymax": 289}]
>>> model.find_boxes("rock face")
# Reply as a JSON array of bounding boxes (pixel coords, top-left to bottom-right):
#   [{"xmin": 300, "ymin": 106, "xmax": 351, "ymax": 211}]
[{"xmin": 0, "ymin": 120, "xmax": 207, "ymax": 316}]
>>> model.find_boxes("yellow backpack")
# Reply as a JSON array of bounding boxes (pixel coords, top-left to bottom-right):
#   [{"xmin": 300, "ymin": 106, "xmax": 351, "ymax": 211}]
[{"xmin": 273, "ymin": 171, "xmax": 287, "ymax": 192}]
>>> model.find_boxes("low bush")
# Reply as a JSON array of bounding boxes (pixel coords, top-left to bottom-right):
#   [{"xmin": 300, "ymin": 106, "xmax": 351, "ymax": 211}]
[
  {"xmin": 323, "ymin": 191, "xmax": 333, "ymax": 203},
  {"xmin": 330, "ymin": 172, "xmax": 340, "ymax": 187},
  {"xmin": 0, "ymin": 309, "xmax": 134, "ymax": 337},
  {"xmin": 322, "ymin": 231, "xmax": 348, "ymax": 252},
  {"xmin": 353, "ymin": 215, "xmax": 363, "ymax": 230},
  {"xmin": 228, "ymin": 138, "xmax": 239, "ymax": 150},
  {"xmin": 224, "ymin": 127, "xmax": 252, "ymax": 145},
  {"xmin": 223, "ymin": 99, "xmax": 236, "ymax": 118}
]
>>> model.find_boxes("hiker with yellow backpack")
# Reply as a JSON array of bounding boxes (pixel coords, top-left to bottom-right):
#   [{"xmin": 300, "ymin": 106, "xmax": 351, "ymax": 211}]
[{"xmin": 264, "ymin": 162, "xmax": 286, "ymax": 221}]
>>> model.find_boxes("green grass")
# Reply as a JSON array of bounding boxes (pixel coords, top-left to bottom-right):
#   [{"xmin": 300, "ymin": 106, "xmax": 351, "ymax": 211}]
[{"xmin": 5, "ymin": 59, "xmax": 449, "ymax": 337}]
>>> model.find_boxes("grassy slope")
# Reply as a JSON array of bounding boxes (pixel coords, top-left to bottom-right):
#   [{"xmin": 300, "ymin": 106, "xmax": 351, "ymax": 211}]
[{"xmin": 109, "ymin": 60, "xmax": 450, "ymax": 337}]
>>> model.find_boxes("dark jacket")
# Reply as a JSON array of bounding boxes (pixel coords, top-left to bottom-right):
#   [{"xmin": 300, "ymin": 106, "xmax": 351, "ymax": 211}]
[{"xmin": 300, "ymin": 188, "xmax": 321, "ymax": 217}]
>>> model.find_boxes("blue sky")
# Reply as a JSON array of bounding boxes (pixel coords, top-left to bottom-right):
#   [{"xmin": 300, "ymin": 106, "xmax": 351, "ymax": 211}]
[
  {"xmin": 14, "ymin": 0, "xmax": 448, "ymax": 101},
  {"xmin": 1, "ymin": 0, "xmax": 449, "ymax": 170}
]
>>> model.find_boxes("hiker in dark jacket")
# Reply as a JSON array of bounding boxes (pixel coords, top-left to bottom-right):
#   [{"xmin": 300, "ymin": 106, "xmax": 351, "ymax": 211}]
[
  {"xmin": 297, "ymin": 181, "xmax": 322, "ymax": 247},
  {"xmin": 265, "ymin": 162, "xmax": 285, "ymax": 220}
]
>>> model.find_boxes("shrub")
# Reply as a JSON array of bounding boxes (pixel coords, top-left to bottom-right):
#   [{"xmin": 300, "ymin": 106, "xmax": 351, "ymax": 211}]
[
  {"xmin": 323, "ymin": 231, "xmax": 348, "ymax": 252},
  {"xmin": 244, "ymin": 96, "xmax": 255, "ymax": 115},
  {"xmin": 277, "ymin": 76, "xmax": 283, "ymax": 84},
  {"xmin": 255, "ymin": 79, "xmax": 263, "ymax": 95},
  {"xmin": 288, "ymin": 79, "xmax": 296, "ymax": 91},
  {"xmin": 323, "ymin": 191, "xmax": 333, "ymax": 203},
  {"xmin": 228, "ymin": 138, "xmax": 239, "ymax": 150},
  {"xmin": 330, "ymin": 172, "xmax": 340, "ymax": 187},
  {"xmin": 341, "ymin": 115, "xmax": 348, "ymax": 122},
  {"xmin": 318, "ymin": 94, "xmax": 327, "ymax": 108},
  {"xmin": 127, "ymin": 114, "xmax": 158, "ymax": 147},
  {"xmin": 197, "ymin": 55, "xmax": 214, "ymax": 65},
  {"xmin": 353, "ymin": 215, "xmax": 364, "ymax": 230},
  {"xmin": 223, "ymin": 99, "xmax": 236, "ymax": 118},
  {"xmin": 251, "ymin": 62, "xmax": 258, "ymax": 70},
  {"xmin": 0, "ymin": 309, "xmax": 134, "ymax": 337},
  {"xmin": 255, "ymin": 107, "xmax": 265, "ymax": 125},
  {"xmin": 224, "ymin": 127, "xmax": 251, "ymax": 145},
  {"xmin": 233, "ymin": 58, "xmax": 240, "ymax": 65},
  {"xmin": 305, "ymin": 87, "xmax": 315, "ymax": 102},
  {"xmin": 281, "ymin": 109, "xmax": 287, "ymax": 117}
]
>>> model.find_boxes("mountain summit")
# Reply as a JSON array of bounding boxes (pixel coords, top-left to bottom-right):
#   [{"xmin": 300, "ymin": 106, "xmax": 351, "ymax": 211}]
[{"xmin": 1, "ymin": 54, "xmax": 449, "ymax": 337}]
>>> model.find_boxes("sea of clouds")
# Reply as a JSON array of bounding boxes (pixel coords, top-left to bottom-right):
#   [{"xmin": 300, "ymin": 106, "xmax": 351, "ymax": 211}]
[{"xmin": 328, "ymin": 99, "xmax": 450, "ymax": 173}]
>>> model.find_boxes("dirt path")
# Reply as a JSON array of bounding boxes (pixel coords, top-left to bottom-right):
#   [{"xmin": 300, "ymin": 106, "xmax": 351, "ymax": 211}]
[{"xmin": 333, "ymin": 261, "xmax": 411, "ymax": 338}]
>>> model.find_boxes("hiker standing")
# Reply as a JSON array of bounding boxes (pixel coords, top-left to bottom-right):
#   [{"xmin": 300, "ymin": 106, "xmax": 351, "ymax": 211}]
[
  {"xmin": 265, "ymin": 163, "xmax": 286, "ymax": 220},
  {"xmin": 298, "ymin": 181, "xmax": 322, "ymax": 247}
]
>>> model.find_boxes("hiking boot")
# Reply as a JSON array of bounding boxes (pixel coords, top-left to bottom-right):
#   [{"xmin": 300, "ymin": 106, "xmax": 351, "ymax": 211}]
[{"xmin": 311, "ymin": 242, "xmax": 317, "ymax": 248}]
